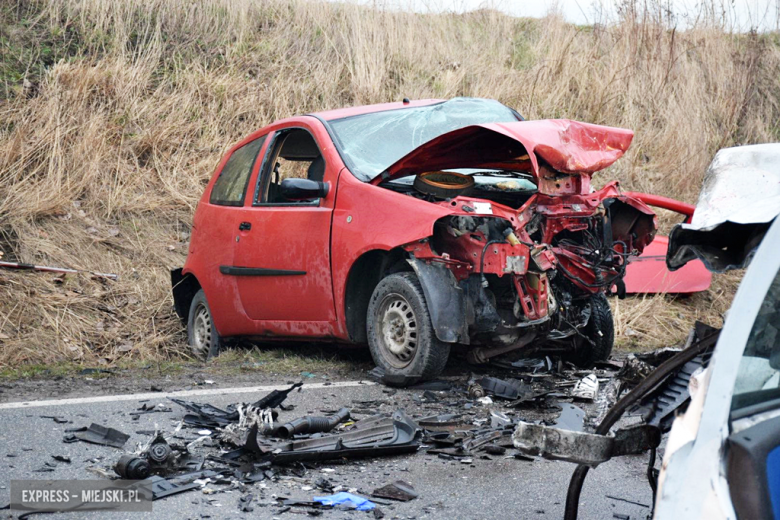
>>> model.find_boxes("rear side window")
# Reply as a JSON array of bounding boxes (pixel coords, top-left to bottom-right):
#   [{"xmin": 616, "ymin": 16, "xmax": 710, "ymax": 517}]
[{"xmin": 210, "ymin": 136, "xmax": 266, "ymax": 206}]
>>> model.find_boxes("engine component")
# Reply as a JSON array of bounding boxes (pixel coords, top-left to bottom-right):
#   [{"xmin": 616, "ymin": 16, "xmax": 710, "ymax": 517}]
[
  {"xmin": 148, "ymin": 435, "xmax": 173, "ymax": 464},
  {"xmin": 413, "ymin": 171, "xmax": 475, "ymax": 199},
  {"xmin": 274, "ymin": 408, "xmax": 351, "ymax": 438},
  {"xmin": 114, "ymin": 454, "xmax": 151, "ymax": 479}
]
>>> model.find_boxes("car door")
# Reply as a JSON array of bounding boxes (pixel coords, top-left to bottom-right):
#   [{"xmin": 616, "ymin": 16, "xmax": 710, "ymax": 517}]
[
  {"xmin": 227, "ymin": 123, "xmax": 336, "ymax": 326},
  {"xmin": 187, "ymin": 133, "xmax": 268, "ymax": 336},
  {"xmin": 655, "ymin": 217, "xmax": 780, "ymax": 519}
]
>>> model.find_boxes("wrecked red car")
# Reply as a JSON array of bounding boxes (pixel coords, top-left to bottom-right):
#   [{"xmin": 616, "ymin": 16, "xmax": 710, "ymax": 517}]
[{"xmin": 172, "ymin": 98, "xmax": 656, "ymax": 383}]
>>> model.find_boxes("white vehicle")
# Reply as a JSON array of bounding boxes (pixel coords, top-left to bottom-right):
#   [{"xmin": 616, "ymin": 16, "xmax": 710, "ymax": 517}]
[{"xmin": 656, "ymin": 144, "xmax": 780, "ymax": 518}]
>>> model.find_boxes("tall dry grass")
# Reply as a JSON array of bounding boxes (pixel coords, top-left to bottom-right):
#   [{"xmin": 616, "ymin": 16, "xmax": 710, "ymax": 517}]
[{"xmin": 0, "ymin": 0, "xmax": 778, "ymax": 366}]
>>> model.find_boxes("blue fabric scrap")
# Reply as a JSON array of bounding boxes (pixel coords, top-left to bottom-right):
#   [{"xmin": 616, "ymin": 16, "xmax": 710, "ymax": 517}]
[{"xmin": 313, "ymin": 492, "xmax": 376, "ymax": 511}]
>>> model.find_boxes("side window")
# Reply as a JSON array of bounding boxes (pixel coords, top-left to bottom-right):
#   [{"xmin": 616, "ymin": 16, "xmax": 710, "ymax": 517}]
[
  {"xmin": 209, "ymin": 136, "xmax": 266, "ymax": 206},
  {"xmin": 257, "ymin": 128, "xmax": 326, "ymax": 204},
  {"xmin": 731, "ymin": 268, "xmax": 780, "ymax": 412}
]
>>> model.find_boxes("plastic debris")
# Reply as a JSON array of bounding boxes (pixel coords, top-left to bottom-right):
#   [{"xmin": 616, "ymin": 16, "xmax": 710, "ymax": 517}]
[
  {"xmin": 572, "ymin": 374, "xmax": 599, "ymax": 401},
  {"xmin": 313, "ymin": 492, "xmax": 376, "ymax": 511},
  {"xmin": 69, "ymin": 423, "xmax": 129, "ymax": 448}
]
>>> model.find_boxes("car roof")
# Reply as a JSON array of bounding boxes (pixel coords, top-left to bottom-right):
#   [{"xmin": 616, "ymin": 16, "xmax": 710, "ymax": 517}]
[{"xmin": 311, "ymin": 99, "xmax": 445, "ymax": 121}]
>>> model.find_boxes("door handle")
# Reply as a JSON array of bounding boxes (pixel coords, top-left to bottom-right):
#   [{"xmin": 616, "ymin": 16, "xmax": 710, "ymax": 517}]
[{"xmin": 238, "ymin": 222, "xmax": 251, "ymax": 231}]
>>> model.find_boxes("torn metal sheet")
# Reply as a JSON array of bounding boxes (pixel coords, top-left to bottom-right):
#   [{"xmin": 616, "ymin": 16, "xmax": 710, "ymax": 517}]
[
  {"xmin": 512, "ymin": 421, "xmax": 660, "ymax": 466},
  {"xmin": 73, "ymin": 424, "xmax": 130, "ymax": 448},
  {"xmin": 668, "ymin": 144, "xmax": 780, "ymax": 272}
]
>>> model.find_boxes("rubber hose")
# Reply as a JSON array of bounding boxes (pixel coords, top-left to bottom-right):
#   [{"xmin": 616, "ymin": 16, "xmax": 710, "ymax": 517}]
[{"xmin": 276, "ymin": 408, "xmax": 350, "ymax": 438}]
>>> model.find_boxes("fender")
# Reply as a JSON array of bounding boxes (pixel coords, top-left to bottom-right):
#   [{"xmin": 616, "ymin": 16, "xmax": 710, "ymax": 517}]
[{"xmin": 406, "ymin": 258, "xmax": 468, "ymax": 344}]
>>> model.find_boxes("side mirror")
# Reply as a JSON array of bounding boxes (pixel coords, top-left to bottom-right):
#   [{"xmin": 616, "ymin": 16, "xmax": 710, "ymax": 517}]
[{"xmin": 279, "ymin": 178, "xmax": 329, "ymax": 201}]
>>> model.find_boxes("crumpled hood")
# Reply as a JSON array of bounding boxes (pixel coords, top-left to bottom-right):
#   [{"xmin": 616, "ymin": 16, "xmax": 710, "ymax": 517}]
[
  {"xmin": 668, "ymin": 144, "xmax": 780, "ymax": 272},
  {"xmin": 369, "ymin": 119, "xmax": 634, "ymax": 185}
]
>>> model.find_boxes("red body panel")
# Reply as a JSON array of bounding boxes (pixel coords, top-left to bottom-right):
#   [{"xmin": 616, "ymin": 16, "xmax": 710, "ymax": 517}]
[
  {"xmin": 624, "ymin": 235, "xmax": 712, "ymax": 293},
  {"xmin": 329, "ymin": 170, "xmax": 458, "ymax": 338},
  {"xmin": 372, "ymin": 120, "xmax": 634, "ymax": 191},
  {"xmin": 622, "ymin": 192, "xmax": 712, "ymax": 294}
]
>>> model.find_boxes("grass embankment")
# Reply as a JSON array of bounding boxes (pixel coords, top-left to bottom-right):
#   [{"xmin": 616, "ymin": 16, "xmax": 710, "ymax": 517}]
[{"xmin": 0, "ymin": 0, "xmax": 777, "ymax": 370}]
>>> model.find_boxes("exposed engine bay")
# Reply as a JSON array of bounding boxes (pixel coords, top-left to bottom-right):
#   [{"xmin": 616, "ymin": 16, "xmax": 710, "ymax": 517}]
[{"xmin": 393, "ymin": 168, "xmax": 656, "ymax": 365}]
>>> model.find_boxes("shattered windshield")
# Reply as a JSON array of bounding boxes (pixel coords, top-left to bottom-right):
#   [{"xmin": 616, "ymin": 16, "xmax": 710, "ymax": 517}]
[{"xmin": 328, "ymin": 98, "xmax": 521, "ymax": 181}]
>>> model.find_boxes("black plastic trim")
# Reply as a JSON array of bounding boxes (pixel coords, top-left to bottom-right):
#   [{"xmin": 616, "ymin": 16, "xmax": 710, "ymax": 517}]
[{"xmin": 219, "ymin": 266, "xmax": 306, "ymax": 276}]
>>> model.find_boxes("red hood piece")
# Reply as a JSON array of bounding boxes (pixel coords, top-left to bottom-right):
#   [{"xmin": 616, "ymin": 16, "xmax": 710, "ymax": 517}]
[{"xmin": 369, "ymin": 119, "xmax": 634, "ymax": 185}]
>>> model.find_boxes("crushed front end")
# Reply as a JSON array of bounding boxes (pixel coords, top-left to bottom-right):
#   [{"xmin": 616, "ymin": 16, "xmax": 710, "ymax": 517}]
[{"xmin": 379, "ymin": 120, "xmax": 657, "ymax": 365}]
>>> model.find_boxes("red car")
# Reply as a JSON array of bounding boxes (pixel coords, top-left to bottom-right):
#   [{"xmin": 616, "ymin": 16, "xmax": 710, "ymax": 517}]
[{"xmin": 171, "ymin": 98, "xmax": 656, "ymax": 383}]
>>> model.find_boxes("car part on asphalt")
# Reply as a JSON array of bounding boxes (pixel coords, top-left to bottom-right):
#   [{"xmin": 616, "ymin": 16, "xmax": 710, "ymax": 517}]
[
  {"xmin": 114, "ymin": 455, "xmax": 151, "ymax": 479},
  {"xmin": 251, "ymin": 382, "xmax": 304, "ymax": 410},
  {"xmin": 255, "ymin": 411, "xmax": 422, "ymax": 463},
  {"xmin": 72, "ymin": 423, "xmax": 130, "ymax": 448},
  {"xmin": 562, "ymin": 327, "xmax": 721, "ymax": 520},
  {"xmin": 274, "ymin": 408, "xmax": 351, "ymax": 438},
  {"xmin": 478, "ymin": 376, "xmax": 529, "ymax": 400},
  {"xmin": 372, "ymin": 481, "xmax": 418, "ymax": 502},
  {"xmin": 170, "ymin": 383, "xmax": 297, "ymax": 427},
  {"xmin": 571, "ymin": 374, "xmax": 599, "ymax": 400}
]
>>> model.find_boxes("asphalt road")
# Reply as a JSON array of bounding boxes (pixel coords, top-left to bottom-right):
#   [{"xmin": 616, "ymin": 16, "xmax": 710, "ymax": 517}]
[{"xmin": 0, "ymin": 378, "xmax": 656, "ymax": 520}]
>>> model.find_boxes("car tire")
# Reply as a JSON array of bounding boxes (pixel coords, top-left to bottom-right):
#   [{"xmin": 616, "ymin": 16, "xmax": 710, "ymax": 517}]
[
  {"xmin": 567, "ymin": 293, "xmax": 614, "ymax": 368},
  {"xmin": 366, "ymin": 272, "xmax": 450, "ymax": 386},
  {"xmin": 187, "ymin": 289, "xmax": 223, "ymax": 361}
]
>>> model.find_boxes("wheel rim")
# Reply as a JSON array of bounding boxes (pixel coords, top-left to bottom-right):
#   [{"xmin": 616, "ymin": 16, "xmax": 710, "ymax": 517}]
[
  {"xmin": 376, "ymin": 292, "xmax": 418, "ymax": 368},
  {"xmin": 192, "ymin": 303, "xmax": 212, "ymax": 358}
]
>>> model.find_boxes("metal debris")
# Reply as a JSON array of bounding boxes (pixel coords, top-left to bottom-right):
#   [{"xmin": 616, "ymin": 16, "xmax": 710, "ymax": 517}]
[{"xmin": 372, "ymin": 481, "xmax": 418, "ymax": 502}]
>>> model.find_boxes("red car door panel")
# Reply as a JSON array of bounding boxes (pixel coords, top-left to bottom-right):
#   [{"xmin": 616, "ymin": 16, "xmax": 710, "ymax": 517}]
[
  {"xmin": 230, "ymin": 205, "xmax": 335, "ymax": 322},
  {"xmin": 226, "ymin": 123, "xmax": 338, "ymax": 327}
]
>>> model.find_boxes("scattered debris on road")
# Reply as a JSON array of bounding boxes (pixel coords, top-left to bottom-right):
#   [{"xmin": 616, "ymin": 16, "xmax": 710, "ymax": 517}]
[{"xmin": 6, "ymin": 332, "xmax": 723, "ymax": 517}]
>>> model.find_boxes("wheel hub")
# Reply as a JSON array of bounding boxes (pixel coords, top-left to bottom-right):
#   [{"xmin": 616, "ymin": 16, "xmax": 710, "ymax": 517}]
[
  {"xmin": 192, "ymin": 304, "xmax": 212, "ymax": 357},
  {"xmin": 377, "ymin": 294, "xmax": 418, "ymax": 368}
]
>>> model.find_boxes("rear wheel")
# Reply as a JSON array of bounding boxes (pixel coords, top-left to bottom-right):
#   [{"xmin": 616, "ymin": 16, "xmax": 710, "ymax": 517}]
[
  {"xmin": 367, "ymin": 272, "xmax": 450, "ymax": 385},
  {"xmin": 566, "ymin": 293, "xmax": 614, "ymax": 367},
  {"xmin": 187, "ymin": 289, "xmax": 223, "ymax": 360}
]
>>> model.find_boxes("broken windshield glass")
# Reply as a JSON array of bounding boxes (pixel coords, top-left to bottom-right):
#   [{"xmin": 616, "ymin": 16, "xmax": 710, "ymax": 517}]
[{"xmin": 328, "ymin": 98, "xmax": 521, "ymax": 181}]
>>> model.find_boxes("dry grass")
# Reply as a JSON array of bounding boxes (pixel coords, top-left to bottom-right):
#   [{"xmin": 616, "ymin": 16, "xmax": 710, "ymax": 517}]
[{"xmin": 0, "ymin": 0, "xmax": 778, "ymax": 367}]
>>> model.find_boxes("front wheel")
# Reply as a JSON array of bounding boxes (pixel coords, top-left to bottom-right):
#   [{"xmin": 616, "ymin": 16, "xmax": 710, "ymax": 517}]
[
  {"xmin": 187, "ymin": 289, "xmax": 223, "ymax": 360},
  {"xmin": 566, "ymin": 293, "xmax": 614, "ymax": 368},
  {"xmin": 366, "ymin": 272, "xmax": 450, "ymax": 386}
]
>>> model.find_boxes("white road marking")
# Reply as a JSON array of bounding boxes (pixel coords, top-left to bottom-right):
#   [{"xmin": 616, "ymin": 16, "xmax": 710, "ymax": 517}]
[{"xmin": 0, "ymin": 380, "xmax": 375, "ymax": 410}]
